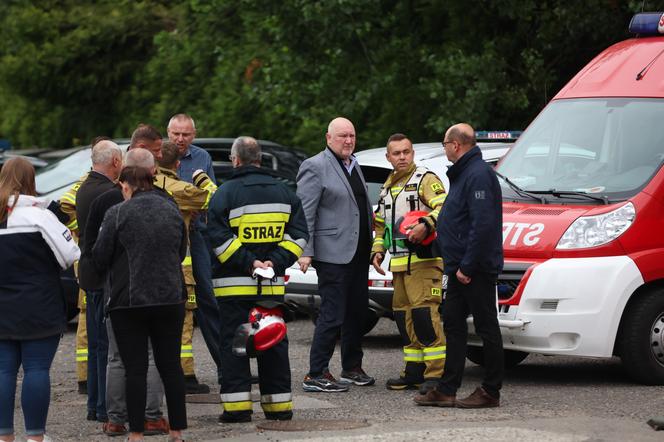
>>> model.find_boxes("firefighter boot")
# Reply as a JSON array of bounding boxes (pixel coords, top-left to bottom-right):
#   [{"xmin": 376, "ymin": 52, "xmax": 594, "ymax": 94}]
[
  {"xmin": 184, "ymin": 375, "xmax": 211, "ymax": 394},
  {"xmin": 386, "ymin": 362, "xmax": 424, "ymax": 391}
]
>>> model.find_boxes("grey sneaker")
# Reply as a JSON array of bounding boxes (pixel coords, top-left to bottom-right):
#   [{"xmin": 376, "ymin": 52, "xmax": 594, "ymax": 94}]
[
  {"xmin": 303, "ymin": 372, "xmax": 349, "ymax": 392},
  {"xmin": 339, "ymin": 367, "xmax": 375, "ymax": 386}
]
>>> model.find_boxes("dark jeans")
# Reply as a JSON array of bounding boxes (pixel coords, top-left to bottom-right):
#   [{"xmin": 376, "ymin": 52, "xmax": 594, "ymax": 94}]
[
  {"xmin": 437, "ymin": 272, "xmax": 504, "ymax": 398},
  {"xmin": 191, "ymin": 228, "xmax": 222, "ymax": 382},
  {"xmin": 0, "ymin": 335, "xmax": 60, "ymax": 437},
  {"xmin": 110, "ymin": 304, "xmax": 187, "ymax": 433},
  {"xmin": 309, "ymin": 253, "xmax": 369, "ymax": 377},
  {"xmin": 86, "ymin": 289, "xmax": 108, "ymax": 420}
]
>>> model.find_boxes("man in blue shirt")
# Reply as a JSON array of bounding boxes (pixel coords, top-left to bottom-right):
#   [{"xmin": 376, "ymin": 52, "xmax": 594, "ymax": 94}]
[{"xmin": 167, "ymin": 113, "xmax": 221, "ymax": 393}]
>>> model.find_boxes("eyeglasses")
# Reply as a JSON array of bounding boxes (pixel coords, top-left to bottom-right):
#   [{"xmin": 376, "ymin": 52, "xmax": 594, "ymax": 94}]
[{"xmin": 442, "ymin": 141, "xmax": 455, "ymax": 147}]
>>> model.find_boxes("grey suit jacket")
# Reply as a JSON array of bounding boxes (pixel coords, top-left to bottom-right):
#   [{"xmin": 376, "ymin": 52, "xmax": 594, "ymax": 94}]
[{"xmin": 296, "ymin": 148, "xmax": 373, "ymax": 264}]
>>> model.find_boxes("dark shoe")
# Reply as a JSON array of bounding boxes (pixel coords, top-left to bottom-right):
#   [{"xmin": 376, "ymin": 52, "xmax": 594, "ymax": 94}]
[
  {"xmin": 418, "ymin": 379, "xmax": 439, "ymax": 395},
  {"xmin": 185, "ymin": 376, "xmax": 211, "ymax": 395},
  {"xmin": 386, "ymin": 376, "xmax": 422, "ymax": 391},
  {"xmin": 339, "ymin": 367, "xmax": 375, "ymax": 386},
  {"xmin": 86, "ymin": 410, "xmax": 97, "ymax": 421},
  {"xmin": 413, "ymin": 389, "xmax": 456, "ymax": 407},
  {"xmin": 455, "ymin": 387, "xmax": 500, "ymax": 409},
  {"xmin": 78, "ymin": 380, "xmax": 88, "ymax": 395},
  {"xmin": 302, "ymin": 372, "xmax": 349, "ymax": 392},
  {"xmin": 102, "ymin": 422, "xmax": 128, "ymax": 436},
  {"xmin": 219, "ymin": 411, "xmax": 252, "ymax": 423},
  {"xmin": 265, "ymin": 410, "xmax": 293, "ymax": 420},
  {"xmin": 143, "ymin": 417, "xmax": 169, "ymax": 435}
]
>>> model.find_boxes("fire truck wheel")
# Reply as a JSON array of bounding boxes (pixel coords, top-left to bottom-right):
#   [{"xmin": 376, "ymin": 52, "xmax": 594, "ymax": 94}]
[
  {"xmin": 618, "ymin": 289, "xmax": 664, "ymax": 385},
  {"xmin": 466, "ymin": 346, "xmax": 529, "ymax": 369}
]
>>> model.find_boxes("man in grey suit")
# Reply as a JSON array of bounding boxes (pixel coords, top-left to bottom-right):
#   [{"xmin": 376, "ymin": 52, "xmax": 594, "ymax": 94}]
[{"xmin": 297, "ymin": 117, "xmax": 375, "ymax": 392}]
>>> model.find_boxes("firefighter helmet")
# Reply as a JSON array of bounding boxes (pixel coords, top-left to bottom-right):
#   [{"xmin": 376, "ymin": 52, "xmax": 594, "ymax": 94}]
[
  {"xmin": 398, "ymin": 210, "xmax": 436, "ymax": 246},
  {"xmin": 232, "ymin": 306, "xmax": 287, "ymax": 357}
]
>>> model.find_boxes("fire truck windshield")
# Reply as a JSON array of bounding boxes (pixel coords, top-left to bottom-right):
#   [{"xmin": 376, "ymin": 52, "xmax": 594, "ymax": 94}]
[{"xmin": 496, "ymin": 98, "xmax": 664, "ymax": 203}]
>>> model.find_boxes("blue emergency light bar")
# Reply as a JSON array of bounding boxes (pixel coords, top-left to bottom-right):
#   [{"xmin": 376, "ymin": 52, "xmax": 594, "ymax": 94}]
[
  {"xmin": 476, "ymin": 131, "xmax": 522, "ymax": 141},
  {"xmin": 629, "ymin": 12, "xmax": 664, "ymax": 35}
]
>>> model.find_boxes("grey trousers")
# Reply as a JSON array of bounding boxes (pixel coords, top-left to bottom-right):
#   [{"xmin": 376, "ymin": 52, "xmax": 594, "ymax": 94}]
[{"xmin": 106, "ymin": 317, "xmax": 165, "ymax": 423}]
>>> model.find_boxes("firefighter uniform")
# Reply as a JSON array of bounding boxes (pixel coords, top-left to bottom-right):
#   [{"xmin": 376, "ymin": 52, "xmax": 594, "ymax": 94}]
[
  {"xmin": 60, "ymin": 176, "xmax": 88, "ymax": 391},
  {"xmin": 207, "ymin": 165, "xmax": 308, "ymax": 422},
  {"xmin": 153, "ymin": 167, "xmax": 217, "ymax": 379},
  {"xmin": 372, "ymin": 163, "xmax": 447, "ymax": 390}
]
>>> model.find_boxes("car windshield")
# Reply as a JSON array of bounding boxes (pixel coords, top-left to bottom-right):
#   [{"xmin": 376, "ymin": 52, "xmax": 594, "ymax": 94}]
[
  {"xmin": 35, "ymin": 148, "xmax": 91, "ymax": 196},
  {"xmin": 361, "ymin": 166, "xmax": 391, "ymax": 206},
  {"xmin": 497, "ymin": 98, "xmax": 664, "ymax": 202}
]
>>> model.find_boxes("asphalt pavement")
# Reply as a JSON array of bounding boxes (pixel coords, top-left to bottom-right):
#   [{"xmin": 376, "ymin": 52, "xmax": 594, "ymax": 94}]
[{"xmin": 11, "ymin": 317, "xmax": 664, "ymax": 441}]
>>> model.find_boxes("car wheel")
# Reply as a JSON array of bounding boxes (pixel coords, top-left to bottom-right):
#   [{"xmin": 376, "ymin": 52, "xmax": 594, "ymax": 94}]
[
  {"xmin": 466, "ymin": 346, "xmax": 529, "ymax": 369},
  {"xmin": 618, "ymin": 288, "xmax": 664, "ymax": 385}
]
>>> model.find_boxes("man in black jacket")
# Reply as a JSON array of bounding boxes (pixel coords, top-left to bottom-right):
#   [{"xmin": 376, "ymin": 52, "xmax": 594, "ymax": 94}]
[
  {"xmin": 415, "ymin": 123, "xmax": 504, "ymax": 409},
  {"xmin": 75, "ymin": 139, "xmax": 123, "ymax": 423}
]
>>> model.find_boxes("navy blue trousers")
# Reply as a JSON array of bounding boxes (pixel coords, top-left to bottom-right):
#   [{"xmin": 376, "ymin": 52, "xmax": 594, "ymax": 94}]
[{"xmin": 308, "ymin": 252, "xmax": 369, "ymax": 377}]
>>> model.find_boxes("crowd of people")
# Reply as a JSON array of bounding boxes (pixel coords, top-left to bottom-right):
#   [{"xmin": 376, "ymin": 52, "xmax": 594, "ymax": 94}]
[{"xmin": 0, "ymin": 114, "xmax": 505, "ymax": 441}]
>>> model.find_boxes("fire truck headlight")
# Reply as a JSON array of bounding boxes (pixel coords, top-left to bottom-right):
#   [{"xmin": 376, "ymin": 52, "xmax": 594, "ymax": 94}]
[{"xmin": 556, "ymin": 202, "xmax": 635, "ymax": 249}]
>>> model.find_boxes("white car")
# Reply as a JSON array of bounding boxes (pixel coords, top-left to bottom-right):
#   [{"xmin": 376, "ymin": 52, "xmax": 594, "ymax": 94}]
[{"xmin": 285, "ymin": 139, "xmax": 513, "ymax": 334}]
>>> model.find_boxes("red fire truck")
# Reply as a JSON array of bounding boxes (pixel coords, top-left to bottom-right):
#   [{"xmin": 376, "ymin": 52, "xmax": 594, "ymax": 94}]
[{"xmin": 481, "ymin": 12, "xmax": 664, "ymax": 384}]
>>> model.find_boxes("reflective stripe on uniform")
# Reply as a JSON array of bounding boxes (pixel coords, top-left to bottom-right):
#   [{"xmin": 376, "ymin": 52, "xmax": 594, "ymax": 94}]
[
  {"xmin": 214, "ymin": 237, "xmax": 243, "ymax": 263},
  {"xmin": 213, "ymin": 285, "xmax": 285, "ymax": 297},
  {"xmin": 374, "ymin": 214, "xmax": 385, "ymax": 223},
  {"xmin": 278, "ymin": 234, "xmax": 306, "ymax": 257},
  {"xmin": 212, "ymin": 277, "xmax": 286, "ymax": 297},
  {"xmin": 261, "ymin": 392, "xmax": 292, "ymax": 403},
  {"xmin": 67, "ymin": 219, "xmax": 78, "ymax": 230},
  {"xmin": 261, "ymin": 401, "xmax": 293, "ymax": 412},
  {"xmin": 180, "ymin": 344, "xmax": 193, "ymax": 359},
  {"xmin": 182, "ymin": 256, "xmax": 192, "ymax": 266},
  {"xmin": 390, "ymin": 255, "xmax": 441, "ymax": 267},
  {"xmin": 403, "ymin": 347, "xmax": 423, "ymax": 362},
  {"xmin": 229, "ymin": 203, "xmax": 291, "ymax": 227},
  {"xmin": 429, "ymin": 194, "xmax": 446, "ymax": 206},
  {"xmin": 213, "ymin": 277, "xmax": 286, "ymax": 287},
  {"xmin": 76, "ymin": 348, "xmax": 88, "ymax": 362},
  {"xmin": 221, "ymin": 391, "xmax": 253, "ymax": 412},
  {"xmin": 261, "ymin": 392, "xmax": 293, "ymax": 413},
  {"xmin": 422, "ymin": 345, "xmax": 446, "ymax": 361}
]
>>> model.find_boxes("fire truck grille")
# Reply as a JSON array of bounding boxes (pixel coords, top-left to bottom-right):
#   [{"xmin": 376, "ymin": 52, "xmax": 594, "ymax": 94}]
[{"xmin": 497, "ymin": 264, "xmax": 531, "ymax": 301}]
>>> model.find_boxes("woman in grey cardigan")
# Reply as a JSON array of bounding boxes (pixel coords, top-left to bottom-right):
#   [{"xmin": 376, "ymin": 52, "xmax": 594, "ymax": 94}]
[{"xmin": 92, "ymin": 166, "xmax": 188, "ymax": 442}]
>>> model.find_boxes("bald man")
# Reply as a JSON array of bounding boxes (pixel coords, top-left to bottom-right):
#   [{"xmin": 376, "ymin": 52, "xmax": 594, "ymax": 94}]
[
  {"xmin": 296, "ymin": 117, "xmax": 375, "ymax": 392},
  {"xmin": 414, "ymin": 123, "xmax": 504, "ymax": 409}
]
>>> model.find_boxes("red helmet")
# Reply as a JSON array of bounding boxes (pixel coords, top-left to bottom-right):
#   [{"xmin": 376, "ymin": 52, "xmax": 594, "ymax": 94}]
[
  {"xmin": 398, "ymin": 210, "xmax": 437, "ymax": 246},
  {"xmin": 232, "ymin": 306, "xmax": 287, "ymax": 357}
]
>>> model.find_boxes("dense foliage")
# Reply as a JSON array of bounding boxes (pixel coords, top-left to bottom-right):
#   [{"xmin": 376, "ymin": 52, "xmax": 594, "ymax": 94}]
[{"xmin": 0, "ymin": 0, "xmax": 660, "ymax": 152}]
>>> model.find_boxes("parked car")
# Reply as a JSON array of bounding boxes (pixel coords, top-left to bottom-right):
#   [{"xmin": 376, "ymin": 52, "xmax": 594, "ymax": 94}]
[
  {"xmin": 0, "ymin": 152, "xmax": 48, "ymax": 171},
  {"xmin": 34, "ymin": 138, "xmax": 305, "ymax": 320},
  {"xmin": 284, "ymin": 136, "xmax": 515, "ymax": 334}
]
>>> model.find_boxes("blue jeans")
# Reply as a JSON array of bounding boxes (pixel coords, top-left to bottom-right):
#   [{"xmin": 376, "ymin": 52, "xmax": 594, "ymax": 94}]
[
  {"xmin": 0, "ymin": 335, "xmax": 60, "ymax": 437},
  {"xmin": 86, "ymin": 289, "xmax": 108, "ymax": 420}
]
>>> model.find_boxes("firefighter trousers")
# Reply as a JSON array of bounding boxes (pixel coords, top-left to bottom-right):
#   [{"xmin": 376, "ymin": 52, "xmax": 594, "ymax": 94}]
[
  {"xmin": 217, "ymin": 300, "xmax": 292, "ymax": 420},
  {"xmin": 75, "ymin": 288, "xmax": 87, "ymax": 383},
  {"xmin": 392, "ymin": 266, "xmax": 446, "ymax": 381},
  {"xmin": 180, "ymin": 285, "xmax": 197, "ymax": 377}
]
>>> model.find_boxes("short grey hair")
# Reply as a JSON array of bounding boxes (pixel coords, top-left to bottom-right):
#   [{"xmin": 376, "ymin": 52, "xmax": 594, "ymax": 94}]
[
  {"xmin": 124, "ymin": 148, "xmax": 155, "ymax": 169},
  {"xmin": 91, "ymin": 140, "xmax": 122, "ymax": 166},
  {"xmin": 231, "ymin": 136, "xmax": 261, "ymax": 165},
  {"xmin": 167, "ymin": 113, "xmax": 196, "ymax": 130}
]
